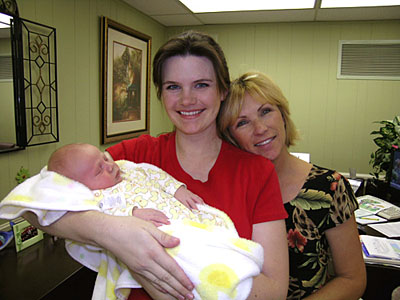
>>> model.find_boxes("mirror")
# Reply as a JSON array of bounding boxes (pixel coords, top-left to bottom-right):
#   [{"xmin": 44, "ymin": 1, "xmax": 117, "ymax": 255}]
[
  {"xmin": 0, "ymin": 1, "xmax": 59, "ymax": 154},
  {"xmin": 0, "ymin": 11, "xmax": 19, "ymax": 152}
]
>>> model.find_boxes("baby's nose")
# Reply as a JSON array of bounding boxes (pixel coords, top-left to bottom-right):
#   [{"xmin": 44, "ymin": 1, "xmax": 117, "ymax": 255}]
[{"xmin": 105, "ymin": 161, "xmax": 114, "ymax": 172}]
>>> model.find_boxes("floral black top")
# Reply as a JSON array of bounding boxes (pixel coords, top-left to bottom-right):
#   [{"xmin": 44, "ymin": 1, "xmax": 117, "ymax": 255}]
[{"xmin": 285, "ymin": 165, "xmax": 358, "ymax": 299}]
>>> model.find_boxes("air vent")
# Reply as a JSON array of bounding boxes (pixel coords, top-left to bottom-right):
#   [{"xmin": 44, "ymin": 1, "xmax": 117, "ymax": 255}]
[
  {"xmin": 338, "ymin": 40, "xmax": 400, "ymax": 80},
  {"xmin": 0, "ymin": 55, "xmax": 12, "ymax": 81}
]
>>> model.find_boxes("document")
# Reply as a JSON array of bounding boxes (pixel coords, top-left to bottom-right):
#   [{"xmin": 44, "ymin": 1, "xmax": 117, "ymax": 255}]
[
  {"xmin": 357, "ymin": 195, "xmax": 393, "ymax": 214},
  {"xmin": 348, "ymin": 179, "xmax": 362, "ymax": 193},
  {"xmin": 360, "ymin": 235, "xmax": 400, "ymax": 267},
  {"xmin": 355, "ymin": 195, "xmax": 400, "ymax": 224},
  {"xmin": 361, "ymin": 235, "xmax": 400, "ymax": 260},
  {"xmin": 368, "ymin": 221, "xmax": 400, "ymax": 238}
]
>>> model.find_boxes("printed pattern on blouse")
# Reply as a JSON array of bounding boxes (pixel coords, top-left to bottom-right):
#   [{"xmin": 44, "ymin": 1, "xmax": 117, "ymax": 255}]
[{"xmin": 285, "ymin": 165, "xmax": 358, "ymax": 299}]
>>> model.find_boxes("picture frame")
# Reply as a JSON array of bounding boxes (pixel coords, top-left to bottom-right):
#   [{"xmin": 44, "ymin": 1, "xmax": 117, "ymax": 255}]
[
  {"xmin": 12, "ymin": 220, "xmax": 43, "ymax": 252},
  {"xmin": 100, "ymin": 16, "xmax": 151, "ymax": 144}
]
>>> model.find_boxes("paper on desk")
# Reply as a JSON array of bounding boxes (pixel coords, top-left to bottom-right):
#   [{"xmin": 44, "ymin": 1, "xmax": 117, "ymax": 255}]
[
  {"xmin": 360, "ymin": 235, "xmax": 400, "ymax": 260},
  {"xmin": 369, "ymin": 221, "xmax": 400, "ymax": 237},
  {"xmin": 348, "ymin": 179, "xmax": 362, "ymax": 193},
  {"xmin": 356, "ymin": 213, "xmax": 387, "ymax": 225},
  {"xmin": 355, "ymin": 205, "xmax": 387, "ymax": 225},
  {"xmin": 357, "ymin": 195, "xmax": 393, "ymax": 214}
]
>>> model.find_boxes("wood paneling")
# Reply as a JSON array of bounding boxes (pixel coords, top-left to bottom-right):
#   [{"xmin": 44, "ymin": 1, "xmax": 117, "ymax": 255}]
[
  {"xmin": 1, "ymin": 1, "xmax": 399, "ymax": 203},
  {"xmin": 0, "ymin": 0, "xmax": 168, "ymax": 201},
  {"xmin": 168, "ymin": 20, "xmax": 400, "ymax": 175}
]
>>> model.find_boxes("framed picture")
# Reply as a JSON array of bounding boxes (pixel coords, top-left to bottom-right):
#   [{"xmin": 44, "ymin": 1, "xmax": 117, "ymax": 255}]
[
  {"xmin": 12, "ymin": 220, "xmax": 43, "ymax": 252},
  {"xmin": 100, "ymin": 16, "xmax": 151, "ymax": 144}
]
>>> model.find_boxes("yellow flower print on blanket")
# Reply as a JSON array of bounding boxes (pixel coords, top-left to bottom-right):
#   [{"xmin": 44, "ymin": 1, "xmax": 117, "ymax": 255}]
[
  {"xmin": 160, "ymin": 217, "xmax": 264, "ymax": 300},
  {"xmin": 197, "ymin": 264, "xmax": 239, "ymax": 299}
]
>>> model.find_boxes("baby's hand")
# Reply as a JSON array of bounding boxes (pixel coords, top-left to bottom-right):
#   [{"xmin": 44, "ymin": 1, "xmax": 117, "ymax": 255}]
[
  {"xmin": 174, "ymin": 186, "xmax": 204, "ymax": 210},
  {"xmin": 132, "ymin": 208, "xmax": 170, "ymax": 227}
]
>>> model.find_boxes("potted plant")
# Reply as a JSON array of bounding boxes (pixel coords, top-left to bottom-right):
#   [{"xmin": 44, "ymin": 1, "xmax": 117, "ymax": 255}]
[
  {"xmin": 15, "ymin": 166, "xmax": 30, "ymax": 184},
  {"xmin": 369, "ymin": 116, "xmax": 400, "ymax": 182}
]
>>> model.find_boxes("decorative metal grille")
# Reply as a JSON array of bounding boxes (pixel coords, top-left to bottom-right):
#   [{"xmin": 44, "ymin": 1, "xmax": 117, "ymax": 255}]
[
  {"xmin": 21, "ymin": 18, "xmax": 59, "ymax": 146},
  {"xmin": 0, "ymin": 0, "xmax": 19, "ymax": 17}
]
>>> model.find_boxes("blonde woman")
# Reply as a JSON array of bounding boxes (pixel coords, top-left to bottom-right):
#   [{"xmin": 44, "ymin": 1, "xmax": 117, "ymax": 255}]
[{"xmin": 218, "ymin": 71, "xmax": 366, "ymax": 300}]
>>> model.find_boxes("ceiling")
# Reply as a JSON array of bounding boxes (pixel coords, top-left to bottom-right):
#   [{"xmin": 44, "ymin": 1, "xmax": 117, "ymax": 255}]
[{"xmin": 122, "ymin": 0, "xmax": 400, "ymax": 27}]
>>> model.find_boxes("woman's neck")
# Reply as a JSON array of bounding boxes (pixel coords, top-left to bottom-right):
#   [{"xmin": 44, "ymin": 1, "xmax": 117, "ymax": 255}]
[
  {"xmin": 273, "ymin": 148, "xmax": 312, "ymax": 203},
  {"xmin": 272, "ymin": 148, "xmax": 291, "ymax": 178},
  {"xmin": 175, "ymin": 129, "xmax": 222, "ymax": 182}
]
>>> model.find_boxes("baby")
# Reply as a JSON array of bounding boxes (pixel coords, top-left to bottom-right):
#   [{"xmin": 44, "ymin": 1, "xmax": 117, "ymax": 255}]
[
  {"xmin": 0, "ymin": 143, "xmax": 264, "ymax": 300},
  {"xmin": 47, "ymin": 143, "xmax": 205, "ymax": 226}
]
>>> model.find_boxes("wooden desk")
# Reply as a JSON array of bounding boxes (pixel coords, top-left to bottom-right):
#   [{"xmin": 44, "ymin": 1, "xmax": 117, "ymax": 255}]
[
  {"xmin": 356, "ymin": 180, "xmax": 400, "ymax": 299},
  {"xmin": 359, "ymin": 223, "xmax": 400, "ymax": 299},
  {"xmin": 1, "ymin": 221, "xmax": 399, "ymax": 300},
  {"xmin": 0, "ymin": 234, "xmax": 96, "ymax": 300},
  {"xmin": 363, "ymin": 264, "xmax": 400, "ymax": 300}
]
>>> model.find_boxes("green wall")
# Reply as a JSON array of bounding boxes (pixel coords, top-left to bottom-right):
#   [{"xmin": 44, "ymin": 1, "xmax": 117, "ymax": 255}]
[
  {"xmin": 0, "ymin": 37, "xmax": 14, "ymax": 143},
  {"xmin": 0, "ymin": 0, "xmax": 172, "ymax": 202},
  {"xmin": 1, "ymin": 0, "xmax": 399, "ymax": 205},
  {"xmin": 168, "ymin": 21, "xmax": 400, "ymax": 175}
]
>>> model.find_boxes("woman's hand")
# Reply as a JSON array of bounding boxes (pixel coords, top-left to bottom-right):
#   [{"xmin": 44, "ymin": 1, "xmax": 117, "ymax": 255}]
[
  {"xmin": 99, "ymin": 214, "xmax": 195, "ymax": 299},
  {"xmin": 132, "ymin": 207, "xmax": 171, "ymax": 227},
  {"xmin": 24, "ymin": 211, "xmax": 195, "ymax": 299}
]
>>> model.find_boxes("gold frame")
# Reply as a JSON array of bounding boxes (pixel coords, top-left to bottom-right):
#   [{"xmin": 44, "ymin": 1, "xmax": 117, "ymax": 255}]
[{"xmin": 100, "ymin": 16, "xmax": 151, "ymax": 144}]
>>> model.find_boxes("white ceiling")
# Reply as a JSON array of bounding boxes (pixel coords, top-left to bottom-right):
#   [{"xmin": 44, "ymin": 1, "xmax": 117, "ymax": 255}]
[{"xmin": 122, "ymin": 0, "xmax": 400, "ymax": 26}]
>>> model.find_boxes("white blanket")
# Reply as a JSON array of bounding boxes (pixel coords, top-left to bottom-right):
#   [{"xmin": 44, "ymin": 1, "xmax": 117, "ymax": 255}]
[
  {"xmin": 0, "ymin": 167, "xmax": 100, "ymax": 225},
  {"xmin": 0, "ymin": 165, "xmax": 264, "ymax": 300}
]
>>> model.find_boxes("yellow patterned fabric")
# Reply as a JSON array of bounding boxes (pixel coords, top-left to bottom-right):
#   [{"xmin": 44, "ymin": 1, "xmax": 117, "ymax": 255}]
[
  {"xmin": 0, "ymin": 160, "xmax": 264, "ymax": 300},
  {"xmin": 66, "ymin": 208, "xmax": 263, "ymax": 300}
]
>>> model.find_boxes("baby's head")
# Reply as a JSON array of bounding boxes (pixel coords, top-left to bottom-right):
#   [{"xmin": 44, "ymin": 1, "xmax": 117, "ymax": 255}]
[{"xmin": 48, "ymin": 143, "xmax": 122, "ymax": 190}]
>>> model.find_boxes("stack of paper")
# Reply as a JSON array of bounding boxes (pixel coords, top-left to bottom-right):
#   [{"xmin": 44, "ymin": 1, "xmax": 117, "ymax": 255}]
[
  {"xmin": 368, "ymin": 221, "xmax": 400, "ymax": 238},
  {"xmin": 360, "ymin": 235, "xmax": 400, "ymax": 267},
  {"xmin": 355, "ymin": 195, "xmax": 398, "ymax": 225}
]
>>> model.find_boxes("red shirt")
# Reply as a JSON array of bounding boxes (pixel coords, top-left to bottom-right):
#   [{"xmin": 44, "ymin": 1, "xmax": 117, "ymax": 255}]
[{"xmin": 107, "ymin": 133, "xmax": 287, "ymax": 300}]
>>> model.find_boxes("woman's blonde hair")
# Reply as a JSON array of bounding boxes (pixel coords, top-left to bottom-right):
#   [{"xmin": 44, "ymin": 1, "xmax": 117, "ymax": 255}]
[{"xmin": 218, "ymin": 71, "xmax": 299, "ymax": 148}]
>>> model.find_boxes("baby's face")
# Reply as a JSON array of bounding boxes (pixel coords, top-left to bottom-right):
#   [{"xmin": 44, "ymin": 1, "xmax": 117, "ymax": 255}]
[{"xmin": 73, "ymin": 145, "xmax": 122, "ymax": 190}]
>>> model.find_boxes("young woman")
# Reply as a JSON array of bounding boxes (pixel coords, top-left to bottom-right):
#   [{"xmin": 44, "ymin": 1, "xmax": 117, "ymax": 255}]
[
  {"xmin": 218, "ymin": 71, "xmax": 367, "ymax": 300},
  {"xmin": 26, "ymin": 33, "xmax": 289, "ymax": 300},
  {"xmin": 107, "ymin": 31, "xmax": 288, "ymax": 300}
]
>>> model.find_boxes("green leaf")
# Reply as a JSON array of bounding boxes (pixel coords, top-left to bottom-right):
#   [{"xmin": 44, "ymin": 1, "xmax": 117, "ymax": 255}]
[
  {"xmin": 15, "ymin": 167, "xmax": 30, "ymax": 184},
  {"xmin": 369, "ymin": 116, "xmax": 400, "ymax": 179},
  {"xmin": 374, "ymin": 137, "xmax": 389, "ymax": 148},
  {"xmin": 370, "ymin": 130, "xmax": 381, "ymax": 135},
  {"xmin": 291, "ymin": 190, "xmax": 332, "ymax": 210}
]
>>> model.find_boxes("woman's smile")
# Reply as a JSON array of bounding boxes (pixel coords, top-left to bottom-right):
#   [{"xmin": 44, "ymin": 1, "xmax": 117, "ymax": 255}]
[
  {"xmin": 230, "ymin": 93, "xmax": 286, "ymax": 161},
  {"xmin": 178, "ymin": 109, "xmax": 205, "ymax": 117},
  {"xmin": 255, "ymin": 136, "xmax": 275, "ymax": 147},
  {"xmin": 161, "ymin": 55, "xmax": 224, "ymax": 136}
]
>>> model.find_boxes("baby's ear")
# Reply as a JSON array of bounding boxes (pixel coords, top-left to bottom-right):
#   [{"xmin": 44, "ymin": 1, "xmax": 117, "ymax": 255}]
[{"xmin": 104, "ymin": 151, "xmax": 114, "ymax": 162}]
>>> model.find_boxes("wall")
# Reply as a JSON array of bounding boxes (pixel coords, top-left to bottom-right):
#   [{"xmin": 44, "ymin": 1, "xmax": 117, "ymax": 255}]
[
  {"xmin": 1, "ymin": 2, "xmax": 400, "ymax": 204},
  {"xmin": 0, "ymin": 80, "xmax": 14, "ymax": 142},
  {"xmin": 0, "ymin": 37, "xmax": 15, "ymax": 143},
  {"xmin": 0, "ymin": 0, "xmax": 172, "ymax": 202},
  {"xmin": 168, "ymin": 21, "xmax": 400, "ymax": 175}
]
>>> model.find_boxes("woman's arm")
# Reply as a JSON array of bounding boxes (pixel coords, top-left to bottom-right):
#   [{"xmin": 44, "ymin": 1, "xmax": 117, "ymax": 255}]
[
  {"xmin": 304, "ymin": 215, "xmax": 366, "ymax": 300},
  {"xmin": 248, "ymin": 219, "xmax": 289, "ymax": 300},
  {"xmin": 24, "ymin": 210, "xmax": 195, "ymax": 299}
]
